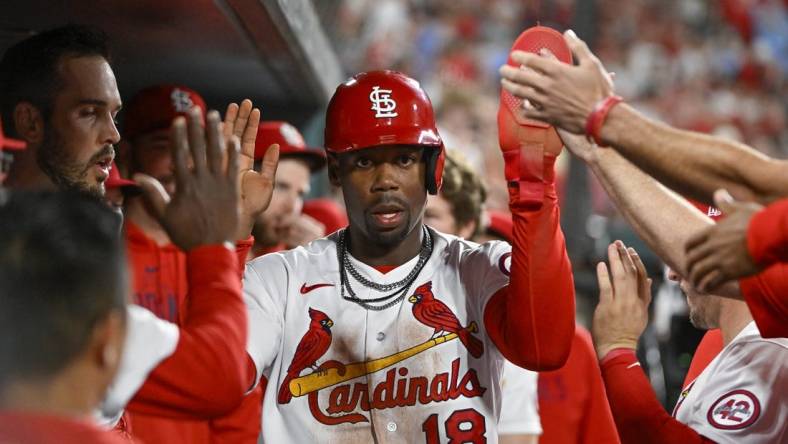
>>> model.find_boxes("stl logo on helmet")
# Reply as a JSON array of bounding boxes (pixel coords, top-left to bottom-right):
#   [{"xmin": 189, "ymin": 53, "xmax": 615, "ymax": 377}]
[
  {"xmin": 170, "ymin": 88, "xmax": 195, "ymax": 113},
  {"xmin": 369, "ymin": 86, "xmax": 398, "ymax": 118}
]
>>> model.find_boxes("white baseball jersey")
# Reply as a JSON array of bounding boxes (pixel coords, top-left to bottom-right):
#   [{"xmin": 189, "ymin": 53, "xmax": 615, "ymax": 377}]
[
  {"xmin": 497, "ymin": 361, "xmax": 541, "ymax": 436},
  {"xmin": 95, "ymin": 305, "xmax": 179, "ymax": 427},
  {"xmin": 245, "ymin": 230, "xmax": 518, "ymax": 443},
  {"xmin": 672, "ymin": 321, "xmax": 787, "ymax": 443}
]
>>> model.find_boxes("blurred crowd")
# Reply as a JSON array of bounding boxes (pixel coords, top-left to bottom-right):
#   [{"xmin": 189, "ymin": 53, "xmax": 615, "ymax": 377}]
[{"xmin": 328, "ymin": 0, "xmax": 787, "ymax": 208}]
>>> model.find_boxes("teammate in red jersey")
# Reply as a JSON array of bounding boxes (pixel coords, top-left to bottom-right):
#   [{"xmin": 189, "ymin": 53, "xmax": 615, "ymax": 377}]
[{"xmin": 0, "ymin": 25, "xmax": 278, "ymax": 436}]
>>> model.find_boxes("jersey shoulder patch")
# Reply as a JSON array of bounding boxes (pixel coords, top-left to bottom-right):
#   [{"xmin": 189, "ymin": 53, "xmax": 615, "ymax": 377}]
[{"xmin": 706, "ymin": 389, "xmax": 761, "ymax": 430}]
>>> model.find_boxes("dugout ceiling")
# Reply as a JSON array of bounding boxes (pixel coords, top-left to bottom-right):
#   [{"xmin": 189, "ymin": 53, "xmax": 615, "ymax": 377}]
[{"xmin": 0, "ymin": 0, "xmax": 344, "ymax": 125}]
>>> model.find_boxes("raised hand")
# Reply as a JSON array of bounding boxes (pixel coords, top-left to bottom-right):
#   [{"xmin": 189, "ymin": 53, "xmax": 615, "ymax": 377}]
[
  {"xmin": 685, "ymin": 189, "xmax": 764, "ymax": 292},
  {"xmin": 592, "ymin": 241, "xmax": 652, "ymax": 360},
  {"xmin": 223, "ymin": 99, "xmax": 279, "ymax": 240},
  {"xmin": 134, "ymin": 108, "xmax": 240, "ymax": 251},
  {"xmin": 499, "ymin": 30, "xmax": 614, "ymax": 134}
]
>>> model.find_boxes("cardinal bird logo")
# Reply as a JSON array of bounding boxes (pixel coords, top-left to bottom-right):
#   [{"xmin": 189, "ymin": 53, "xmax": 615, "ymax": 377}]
[
  {"xmin": 408, "ymin": 282, "xmax": 484, "ymax": 358},
  {"xmin": 278, "ymin": 307, "xmax": 334, "ymax": 404}
]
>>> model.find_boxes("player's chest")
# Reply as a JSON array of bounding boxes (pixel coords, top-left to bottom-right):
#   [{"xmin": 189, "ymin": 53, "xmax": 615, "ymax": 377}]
[{"xmin": 276, "ymin": 273, "xmax": 497, "ymax": 441}]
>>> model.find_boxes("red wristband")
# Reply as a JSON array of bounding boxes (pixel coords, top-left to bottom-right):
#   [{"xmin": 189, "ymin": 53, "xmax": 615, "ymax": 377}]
[{"xmin": 585, "ymin": 95, "xmax": 623, "ymax": 146}]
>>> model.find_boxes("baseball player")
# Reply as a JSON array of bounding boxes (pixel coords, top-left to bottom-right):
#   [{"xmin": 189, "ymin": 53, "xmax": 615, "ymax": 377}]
[
  {"xmin": 498, "ymin": 29, "xmax": 787, "ymax": 338},
  {"xmin": 556, "ymin": 118, "xmax": 787, "ymax": 441},
  {"xmin": 424, "ymin": 150, "xmax": 542, "ymax": 443},
  {"xmin": 0, "ymin": 25, "xmax": 278, "ymax": 433},
  {"xmin": 594, "ymin": 240, "xmax": 787, "ymax": 443},
  {"xmin": 248, "ymin": 121, "xmax": 327, "ymax": 258},
  {"xmin": 0, "ymin": 192, "xmax": 128, "ymax": 444},
  {"xmin": 243, "ymin": 69, "xmax": 575, "ymax": 442}
]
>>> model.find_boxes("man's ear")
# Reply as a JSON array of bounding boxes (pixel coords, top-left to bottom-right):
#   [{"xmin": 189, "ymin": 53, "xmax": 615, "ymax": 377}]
[
  {"xmin": 13, "ymin": 102, "xmax": 45, "ymax": 145},
  {"xmin": 327, "ymin": 153, "xmax": 341, "ymax": 187}
]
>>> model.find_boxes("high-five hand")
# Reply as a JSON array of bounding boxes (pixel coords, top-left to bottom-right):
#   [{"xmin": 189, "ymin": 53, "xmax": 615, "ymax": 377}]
[
  {"xmin": 223, "ymin": 99, "xmax": 279, "ymax": 240},
  {"xmin": 592, "ymin": 241, "xmax": 653, "ymax": 360},
  {"xmin": 134, "ymin": 108, "xmax": 240, "ymax": 251}
]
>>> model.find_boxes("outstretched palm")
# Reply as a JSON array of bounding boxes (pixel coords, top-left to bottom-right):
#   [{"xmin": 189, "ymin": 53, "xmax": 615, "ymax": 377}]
[{"xmin": 223, "ymin": 100, "xmax": 279, "ymax": 240}]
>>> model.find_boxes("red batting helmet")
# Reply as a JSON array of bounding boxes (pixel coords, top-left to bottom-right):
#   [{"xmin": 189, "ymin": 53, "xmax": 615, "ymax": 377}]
[{"xmin": 324, "ymin": 70, "xmax": 445, "ymax": 195}]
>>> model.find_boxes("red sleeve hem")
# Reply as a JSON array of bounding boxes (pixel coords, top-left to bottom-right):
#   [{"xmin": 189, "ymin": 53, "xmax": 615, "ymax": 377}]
[{"xmin": 747, "ymin": 199, "xmax": 788, "ymax": 267}]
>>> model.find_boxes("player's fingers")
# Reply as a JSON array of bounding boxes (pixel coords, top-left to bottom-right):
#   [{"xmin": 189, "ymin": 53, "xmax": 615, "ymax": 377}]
[
  {"xmin": 133, "ymin": 173, "xmax": 170, "ymax": 222},
  {"xmin": 698, "ymin": 268, "xmax": 725, "ymax": 294},
  {"xmin": 713, "ymin": 188, "xmax": 735, "ymax": 214},
  {"xmin": 499, "ymin": 65, "xmax": 551, "ymax": 92},
  {"xmin": 596, "ymin": 262, "xmax": 613, "ymax": 304},
  {"xmin": 223, "ymin": 102, "xmax": 239, "ymax": 141},
  {"xmin": 187, "ymin": 107, "xmax": 208, "ymax": 175},
  {"xmin": 563, "ymin": 29, "xmax": 593, "ymax": 65},
  {"xmin": 607, "ymin": 242, "xmax": 626, "ymax": 290},
  {"xmin": 510, "ymin": 51, "xmax": 559, "ymax": 76},
  {"xmin": 170, "ymin": 116, "xmax": 191, "ymax": 190},
  {"xmin": 616, "ymin": 240, "xmax": 637, "ymax": 275},
  {"xmin": 629, "ymin": 247, "xmax": 652, "ymax": 304},
  {"xmin": 501, "ymin": 78, "xmax": 546, "ymax": 105},
  {"xmin": 687, "ymin": 255, "xmax": 720, "ymax": 292},
  {"xmin": 205, "ymin": 110, "xmax": 225, "ymax": 176},
  {"xmin": 685, "ymin": 226, "xmax": 712, "ymax": 256},
  {"xmin": 226, "ymin": 135, "xmax": 240, "ymax": 188},
  {"xmin": 241, "ymin": 108, "xmax": 261, "ymax": 158},
  {"xmin": 233, "ymin": 99, "xmax": 253, "ymax": 138},
  {"xmin": 259, "ymin": 143, "xmax": 280, "ymax": 184}
]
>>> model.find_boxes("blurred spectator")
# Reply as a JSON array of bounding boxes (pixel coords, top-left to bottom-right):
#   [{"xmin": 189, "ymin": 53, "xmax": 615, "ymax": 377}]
[{"xmin": 249, "ymin": 121, "xmax": 326, "ymax": 258}]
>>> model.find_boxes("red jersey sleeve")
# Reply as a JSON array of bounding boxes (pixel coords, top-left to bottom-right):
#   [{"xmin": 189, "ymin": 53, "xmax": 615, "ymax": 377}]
[
  {"xmin": 600, "ymin": 349, "xmax": 716, "ymax": 443},
  {"xmin": 484, "ymin": 155, "xmax": 575, "ymax": 370},
  {"xmin": 747, "ymin": 198, "xmax": 788, "ymax": 267},
  {"xmin": 208, "ymin": 380, "xmax": 265, "ymax": 444},
  {"xmin": 738, "ymin": 263, "xmax": 788, "ymax": 338},
  {"xmin": 127, "ymin": 244, "xmax": 248, "ymax": 418}
]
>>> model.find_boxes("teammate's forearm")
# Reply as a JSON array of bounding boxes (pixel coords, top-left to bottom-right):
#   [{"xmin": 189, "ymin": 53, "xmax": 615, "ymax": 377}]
[
  {"xmin": 600, "ymin": 350, "xmax": 716, "ymax": 444},
  {"xmin": 600, "ymin": 104, "xmax": 788, "ymax": 205},
  {"xmin": 589, "ymin": 148, "xmax": 710, "ymax": 275},
  {"xmin": 485, "ymin": 156, "xmax": 575, "ymax": 371},
  {"xmin": 588, "ymin": 149, "xmax": 742, "ymax": 299},
  {"xmin": 128, "ymin": 245, "xmax": 248, "ymax": 418}
]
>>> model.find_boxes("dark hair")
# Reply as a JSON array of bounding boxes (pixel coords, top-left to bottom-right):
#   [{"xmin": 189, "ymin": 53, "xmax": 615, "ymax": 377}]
[
  {"xmin": 0, "ymin": 190, "xmax": 126, "ymax": 387},
  {"xmin": 440, "ymin": 150, "xmax": 487, "ymax": 237},
  {"xmin": 0, "ymin": 25, "xmax": 111, "ymax": 137}
]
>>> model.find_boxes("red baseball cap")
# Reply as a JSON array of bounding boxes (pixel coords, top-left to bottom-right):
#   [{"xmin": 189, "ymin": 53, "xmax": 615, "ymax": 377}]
[
  {"xmin": 254, "ymin": 121, "xmax": 325, "ymax": 172},
  {"xmin": 123, "ymin": 85, "xmax": 207, "ymax": 140},
  {"xmin": 302, "ymin": 198, "xmax": 348, "ymax": 234},
  {"xmin": 105, "ymin": 161, "xmax": 138, "ymax": 191},
  {"xmin": 0, "ymin": 120, "xmax": 25, "ymax": 152}
]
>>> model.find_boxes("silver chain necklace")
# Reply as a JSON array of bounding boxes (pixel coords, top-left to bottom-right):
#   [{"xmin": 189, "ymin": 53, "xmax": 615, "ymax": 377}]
[{"xmin": 337, "ymin": 226, "xmax": 433, "ymax": 311}]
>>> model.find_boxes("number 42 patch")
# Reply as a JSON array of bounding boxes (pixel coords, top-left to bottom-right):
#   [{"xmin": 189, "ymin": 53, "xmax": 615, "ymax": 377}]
[{"xmin": 707, "ymin": 390, "xmax": 761, "ymax": 430}]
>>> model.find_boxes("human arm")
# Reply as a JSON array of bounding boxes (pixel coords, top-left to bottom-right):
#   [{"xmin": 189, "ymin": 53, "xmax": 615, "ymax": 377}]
[
  {"xmin": 593, "ymin": 242, "xmax": 715, "ymax": 443},
  {"xmin": 224, "ymin": 100, "xmax": 280, "ymax": 241},
  {"xmin": 208, "ymin": 382, "xmax": 264, "ymax": 444},
  {"xmin": 560, "ymin": 130, "xmax": 741, "ymax": 300},
  {"xmin": 484, "ymin": 154, "xmax": 575, "ymax": 370},
  {"xmin": 499, "ymin": 30, "xmax": 788, "ymax": 206}
]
